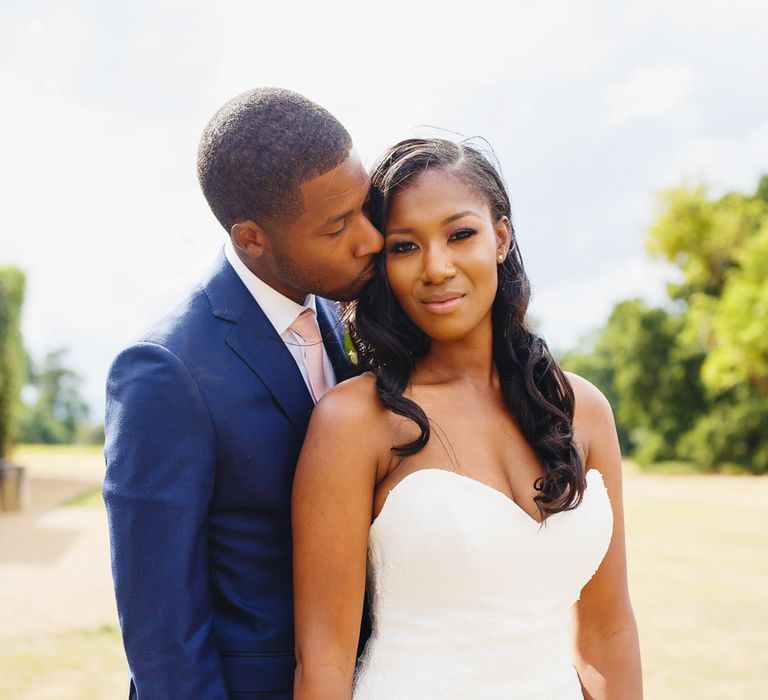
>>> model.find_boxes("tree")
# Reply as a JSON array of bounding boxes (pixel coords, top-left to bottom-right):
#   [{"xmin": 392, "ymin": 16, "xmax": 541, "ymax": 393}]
[
  {"xmin": 566, "ymin": 174, "xmax": 768, "ymax": 473},
  {"xmin": 562, "ymin": 299, "xmax": 707, "ymax": 464},
  {"xmin": 677, "ymin": 383, "xmax": 768, "ymax": 474},
  {"xmin": 0, "ymin": 267, "xmax": 25, "ymax": 460},
  {"xmin": 647, "ymin": 178, "xmax": 768, "ymax": 398},
  {"xmin": 645, "ymin": 176, "xmax": 768, "ymax": 472},
  {"xmin": 16, "ymin": 349, "xmax": 90, "ymax": 444},
  {"xmin": 700, "ymin": 224, "xmax": 768, "ymax": 396},
  {"xmin": 647, "ymin": 183, "xmax": 766, "ymax": 300}
]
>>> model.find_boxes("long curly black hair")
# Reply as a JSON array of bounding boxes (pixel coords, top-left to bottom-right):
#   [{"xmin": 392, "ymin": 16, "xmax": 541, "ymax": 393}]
[{"xmin": 348, "ymin": 138, "xmax": 585, "ymax": 518}]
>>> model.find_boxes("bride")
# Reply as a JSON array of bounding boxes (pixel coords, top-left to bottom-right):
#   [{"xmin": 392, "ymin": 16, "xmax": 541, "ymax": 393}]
[{"xmin": 291, "ymin": 138, "xmax": 643, "ymax": 699}]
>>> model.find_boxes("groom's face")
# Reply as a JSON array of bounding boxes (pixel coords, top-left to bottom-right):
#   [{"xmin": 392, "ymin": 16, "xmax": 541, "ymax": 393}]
[{"xmin": 267, "ymin": 152, "xmax": 383, "ymax": 302}]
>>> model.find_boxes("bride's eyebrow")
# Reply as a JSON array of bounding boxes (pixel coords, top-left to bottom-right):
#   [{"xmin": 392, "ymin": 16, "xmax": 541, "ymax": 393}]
[
  {"xmin": 443, "ymin": 210, "xmax": 481, "ymax": 224},
  {"xmin": 386, "ymin": 210, "xmax": 482, "ymax": 236}
]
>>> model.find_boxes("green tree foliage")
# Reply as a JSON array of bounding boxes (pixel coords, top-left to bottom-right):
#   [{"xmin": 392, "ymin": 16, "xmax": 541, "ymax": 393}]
[
  {"xmin": 701, "ymin": 224, "xmax": 768, "ymax": 396},
  {"xmin": 677, "ymin": 384, "xmax": 768, "ymax": 475},
  {"xmin": 564, "ymin": 175, "xmax": 768, "ymax": 473},
  {"xmin": 0, "ymin": 267, "xmax": 26, "ymax": 460},
  {"xmin": 648, "ymin": 179, "xmax": 768, "ymax": 397},
  {"xmin": 562, "ymin": 300, "xmax": 707, "ymax": 464},
  {"xmin": 16, "ymin": 349, "xmax": 90, "ymax": 444}
]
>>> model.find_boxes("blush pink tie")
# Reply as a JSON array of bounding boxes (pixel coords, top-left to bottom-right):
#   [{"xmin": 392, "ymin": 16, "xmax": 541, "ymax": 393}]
[{"xmin": 289, "ymin": 308, "xmax": 329, "ymax": 402}]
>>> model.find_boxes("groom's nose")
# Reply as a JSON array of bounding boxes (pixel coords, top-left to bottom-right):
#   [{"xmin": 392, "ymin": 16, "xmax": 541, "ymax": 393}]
[{"xmin": 353, "ymin": 216, "xmax": 384, "ymax": 258}]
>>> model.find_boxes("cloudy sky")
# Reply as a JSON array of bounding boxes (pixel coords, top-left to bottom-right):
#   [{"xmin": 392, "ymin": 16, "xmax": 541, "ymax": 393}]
[{"xmin": 2, "ymin": 0, "xmax": 767, "ymax": 415}]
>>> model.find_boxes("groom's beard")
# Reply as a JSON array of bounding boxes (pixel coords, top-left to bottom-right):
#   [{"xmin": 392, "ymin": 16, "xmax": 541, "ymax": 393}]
[
  {"xmin": 272, "ymin": 252, "xmax": 377, "ymax": 302},
  {"xmin": 323, "ymin": 262, "xmax": 377, "ymax": 302}
]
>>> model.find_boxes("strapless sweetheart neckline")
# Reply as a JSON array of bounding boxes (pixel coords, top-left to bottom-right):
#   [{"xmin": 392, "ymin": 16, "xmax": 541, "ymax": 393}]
[
  {"xmin": 355, "ymin": 466, "xmax": 613, "ymax": 699},
  {"xmin": 372, "ymin": 467, "xmax": 600, "ymax": 528}
]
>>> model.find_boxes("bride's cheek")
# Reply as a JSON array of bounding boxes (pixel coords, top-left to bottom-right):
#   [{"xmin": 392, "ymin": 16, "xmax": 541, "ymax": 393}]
[{"xmin": 386, "ymin": 260, "xmax": 410, "ymax": 291}]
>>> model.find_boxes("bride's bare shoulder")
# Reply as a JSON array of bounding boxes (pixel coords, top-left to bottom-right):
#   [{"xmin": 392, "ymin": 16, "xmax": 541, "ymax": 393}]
[
  {"xmin": 564, "ymin": 371, "xmax": 613, "ymax": 418},
  {"xmin": 317, "ymin": 371, "xmax": 382, "ymax": 410},
  {"xmin": 564, "ymin": 371, "xmax": 622, "ymax": 475},
  {"xmin": 308, "ymin": 372, "xmax": 389, "ymax": 441}
]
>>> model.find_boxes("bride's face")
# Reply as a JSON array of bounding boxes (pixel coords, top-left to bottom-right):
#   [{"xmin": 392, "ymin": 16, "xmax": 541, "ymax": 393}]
[{"xmin": 384, "ymin": 169, "xmax": 510, "ymax": 343}]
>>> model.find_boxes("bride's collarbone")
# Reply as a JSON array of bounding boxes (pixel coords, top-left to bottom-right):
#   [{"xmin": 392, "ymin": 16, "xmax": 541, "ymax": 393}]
[
  {"xmin": 407, "ymin": 378, "xmax": 505, "ymax": 407},
  {"xmin": 372, "ymin": 386, "xmax": 546, "ymax": 514}
]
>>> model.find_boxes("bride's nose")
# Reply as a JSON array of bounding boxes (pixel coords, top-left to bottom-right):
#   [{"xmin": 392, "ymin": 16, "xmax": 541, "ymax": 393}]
[{"xmin": 421, "ymin": 245, "xmax": 456, "ymax": 285}]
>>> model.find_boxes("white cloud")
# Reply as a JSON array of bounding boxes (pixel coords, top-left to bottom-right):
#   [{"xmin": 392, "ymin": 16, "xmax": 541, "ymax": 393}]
[
  {"xmin": 663, "ymin": 122, "xmax": 768, "ymax": 196},
  {"xmin": 604, "ymin": 62, "xmax": 697, "ymax": 126},
  {"xmin": 530, "ymin": 257, "xmax": 673, "ymax": 352}
]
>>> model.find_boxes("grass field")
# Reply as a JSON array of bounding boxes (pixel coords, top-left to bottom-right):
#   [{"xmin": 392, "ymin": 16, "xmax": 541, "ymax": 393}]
[
  {"xmin": 1, "ymin": 446, "xmax": 766, "ymax": 698},
  {"xmin": 0, "ymin": 626, "xmax": 126, "ymax": 700},
  {"xmin": 622, "ymin": 464, "xmax": 768, "ymax": 698}
]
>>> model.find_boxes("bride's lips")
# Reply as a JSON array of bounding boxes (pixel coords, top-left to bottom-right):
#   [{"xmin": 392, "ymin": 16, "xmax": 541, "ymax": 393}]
[{"xmin": 420, "ymin": 293, "xmax": 465, "ymax": 314}]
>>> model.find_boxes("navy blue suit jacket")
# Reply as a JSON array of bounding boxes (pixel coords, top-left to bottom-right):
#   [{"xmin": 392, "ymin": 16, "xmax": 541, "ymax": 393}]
[{"xmin": 104, "ymin": 252, "xmax": 357, "ymax": 699}]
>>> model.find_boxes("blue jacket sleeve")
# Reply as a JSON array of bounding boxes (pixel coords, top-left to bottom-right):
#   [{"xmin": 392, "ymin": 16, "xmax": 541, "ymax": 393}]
[{"xmin": 103, "ymin": 341, "xmax": 228, "ymax": 699}]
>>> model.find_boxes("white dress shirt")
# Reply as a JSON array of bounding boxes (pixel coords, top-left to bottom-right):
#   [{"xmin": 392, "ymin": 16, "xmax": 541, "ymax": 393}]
[{"xmin": 224, "ymin": 241, "xmax": 337, "ymax": 400}]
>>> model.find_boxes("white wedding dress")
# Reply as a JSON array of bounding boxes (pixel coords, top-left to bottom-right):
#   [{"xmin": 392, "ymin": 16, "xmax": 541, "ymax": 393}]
[{"xmin": 353, "ymin": 468, "xmax": 613, "ymax": 699}]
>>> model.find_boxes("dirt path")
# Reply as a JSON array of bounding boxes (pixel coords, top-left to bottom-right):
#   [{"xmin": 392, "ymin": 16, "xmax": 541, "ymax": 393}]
[{"xmin": 0, "ymin": 448, "xmax": 118, "ymax": 638}]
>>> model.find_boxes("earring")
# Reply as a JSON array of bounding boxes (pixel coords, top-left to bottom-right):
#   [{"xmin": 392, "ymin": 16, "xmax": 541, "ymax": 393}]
[{"xmin": 498, "ymin": 252, "xmax": 505, "ymax": 263}]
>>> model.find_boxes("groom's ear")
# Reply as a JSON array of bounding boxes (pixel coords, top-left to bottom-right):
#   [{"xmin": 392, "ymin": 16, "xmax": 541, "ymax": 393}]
[{"xmin": 231, "ymin": 220, "xmax": 272, "ymax": 259}]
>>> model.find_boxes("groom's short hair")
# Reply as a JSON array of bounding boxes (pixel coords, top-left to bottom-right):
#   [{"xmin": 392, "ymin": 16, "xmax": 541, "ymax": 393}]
[{"xmin": 197, "ymin": 87, "xmax": 352, "ymax": 233}]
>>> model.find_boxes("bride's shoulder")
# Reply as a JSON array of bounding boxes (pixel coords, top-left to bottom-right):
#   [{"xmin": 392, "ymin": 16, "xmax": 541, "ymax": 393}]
[
  {"xmin": 308, "ymin": 372, "xmax": 389, "ymax": 439},
  {"xmin": 318, "ymin": 371, "xmax": 381, "ymax": 409},
  {"xmin": 563, "ymin": 371, "xmax": 616, "ymax": 436},
  {"xmin": 564, "ymin": 372, "xmax": 612, "ymax": 412},
  {"xmin": 564, "ymin": 371, "xmax": 621, "ymax": 473}
]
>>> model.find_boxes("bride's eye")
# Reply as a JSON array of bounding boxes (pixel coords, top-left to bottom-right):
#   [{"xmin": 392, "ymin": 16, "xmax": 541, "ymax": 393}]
[
  {"xmin": 450, "ymin": 228, "xmax": 477, "ymax": 241},
  {"xmin": 388, "ymin": 240, "xmax": 418, "ymax": 254}
]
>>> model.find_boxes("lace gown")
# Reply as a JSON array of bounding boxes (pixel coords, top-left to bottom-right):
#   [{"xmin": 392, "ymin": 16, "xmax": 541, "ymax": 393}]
[{"xmin": 353, "ymin": 468, "xmax": 613, "ymax": 699}]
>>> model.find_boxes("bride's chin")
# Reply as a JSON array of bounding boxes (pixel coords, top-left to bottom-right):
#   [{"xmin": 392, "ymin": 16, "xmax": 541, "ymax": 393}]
[{"xmin": 414, "ymin": 322, "xmax": 471, "ymax": 344}]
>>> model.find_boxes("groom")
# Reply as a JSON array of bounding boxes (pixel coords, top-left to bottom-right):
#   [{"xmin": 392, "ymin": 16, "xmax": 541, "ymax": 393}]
[{"xmin": 103, "ymin": 88, "xmax": 381, "ymax": 699}]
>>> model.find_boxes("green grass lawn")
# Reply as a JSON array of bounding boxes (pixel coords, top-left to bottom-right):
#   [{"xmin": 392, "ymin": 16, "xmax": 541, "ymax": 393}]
[
  {"xmin": 63, "ymin": 488, "xmax": 104, "ymax": 508},
  {"xmin": 0, "ymin": 627, "xmax": 127, "ymax": 700},
  {"xmin": 624, "ymin": 469, "xmax": 768, "ymax": 698},
  {"xmin": 2, "ymin": 446, "xmax": 766, "ymax": 698}
]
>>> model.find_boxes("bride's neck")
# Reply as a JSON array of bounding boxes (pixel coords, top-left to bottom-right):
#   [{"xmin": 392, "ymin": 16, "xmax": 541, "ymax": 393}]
[{"xmin": 414, "ymin": 327, "xmax": 496, "ymax": 386}]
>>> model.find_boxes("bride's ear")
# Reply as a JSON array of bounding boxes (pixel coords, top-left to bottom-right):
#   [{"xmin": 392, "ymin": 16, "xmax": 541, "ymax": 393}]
[{"xmin": 495, "ymin": 216, "xmax": 513, "ymax": 260}]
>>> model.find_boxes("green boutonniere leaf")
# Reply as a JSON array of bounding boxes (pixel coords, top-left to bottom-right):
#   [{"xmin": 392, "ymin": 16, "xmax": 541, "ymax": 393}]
[{"xmin": 343, "ymin": 330, "xmax": 359, "ymax": 366}]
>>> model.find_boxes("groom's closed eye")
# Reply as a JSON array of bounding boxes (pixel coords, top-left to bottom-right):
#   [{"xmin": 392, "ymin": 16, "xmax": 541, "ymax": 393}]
[
  {"xmin": 322, "ymin": 209, "xmax": 353, "ymax": 236},
  {"xmin": 328, "ymin": 220, "xmax": 349, "ymax": 236}
]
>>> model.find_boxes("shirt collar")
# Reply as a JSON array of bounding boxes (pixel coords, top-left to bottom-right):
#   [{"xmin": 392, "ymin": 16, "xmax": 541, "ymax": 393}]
[{"xmin": 224, "ymin": 240, "xmax": 316, "ymax": 335}]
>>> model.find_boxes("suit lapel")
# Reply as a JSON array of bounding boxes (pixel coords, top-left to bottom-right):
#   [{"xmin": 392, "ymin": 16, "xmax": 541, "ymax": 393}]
[
  {"xmin": 226, "ymin": 303, "xmax": 315, "ymax": 436},
  {"xmin": 204, "ymin": 251, "xmax": 315, "ymax": 436}
]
